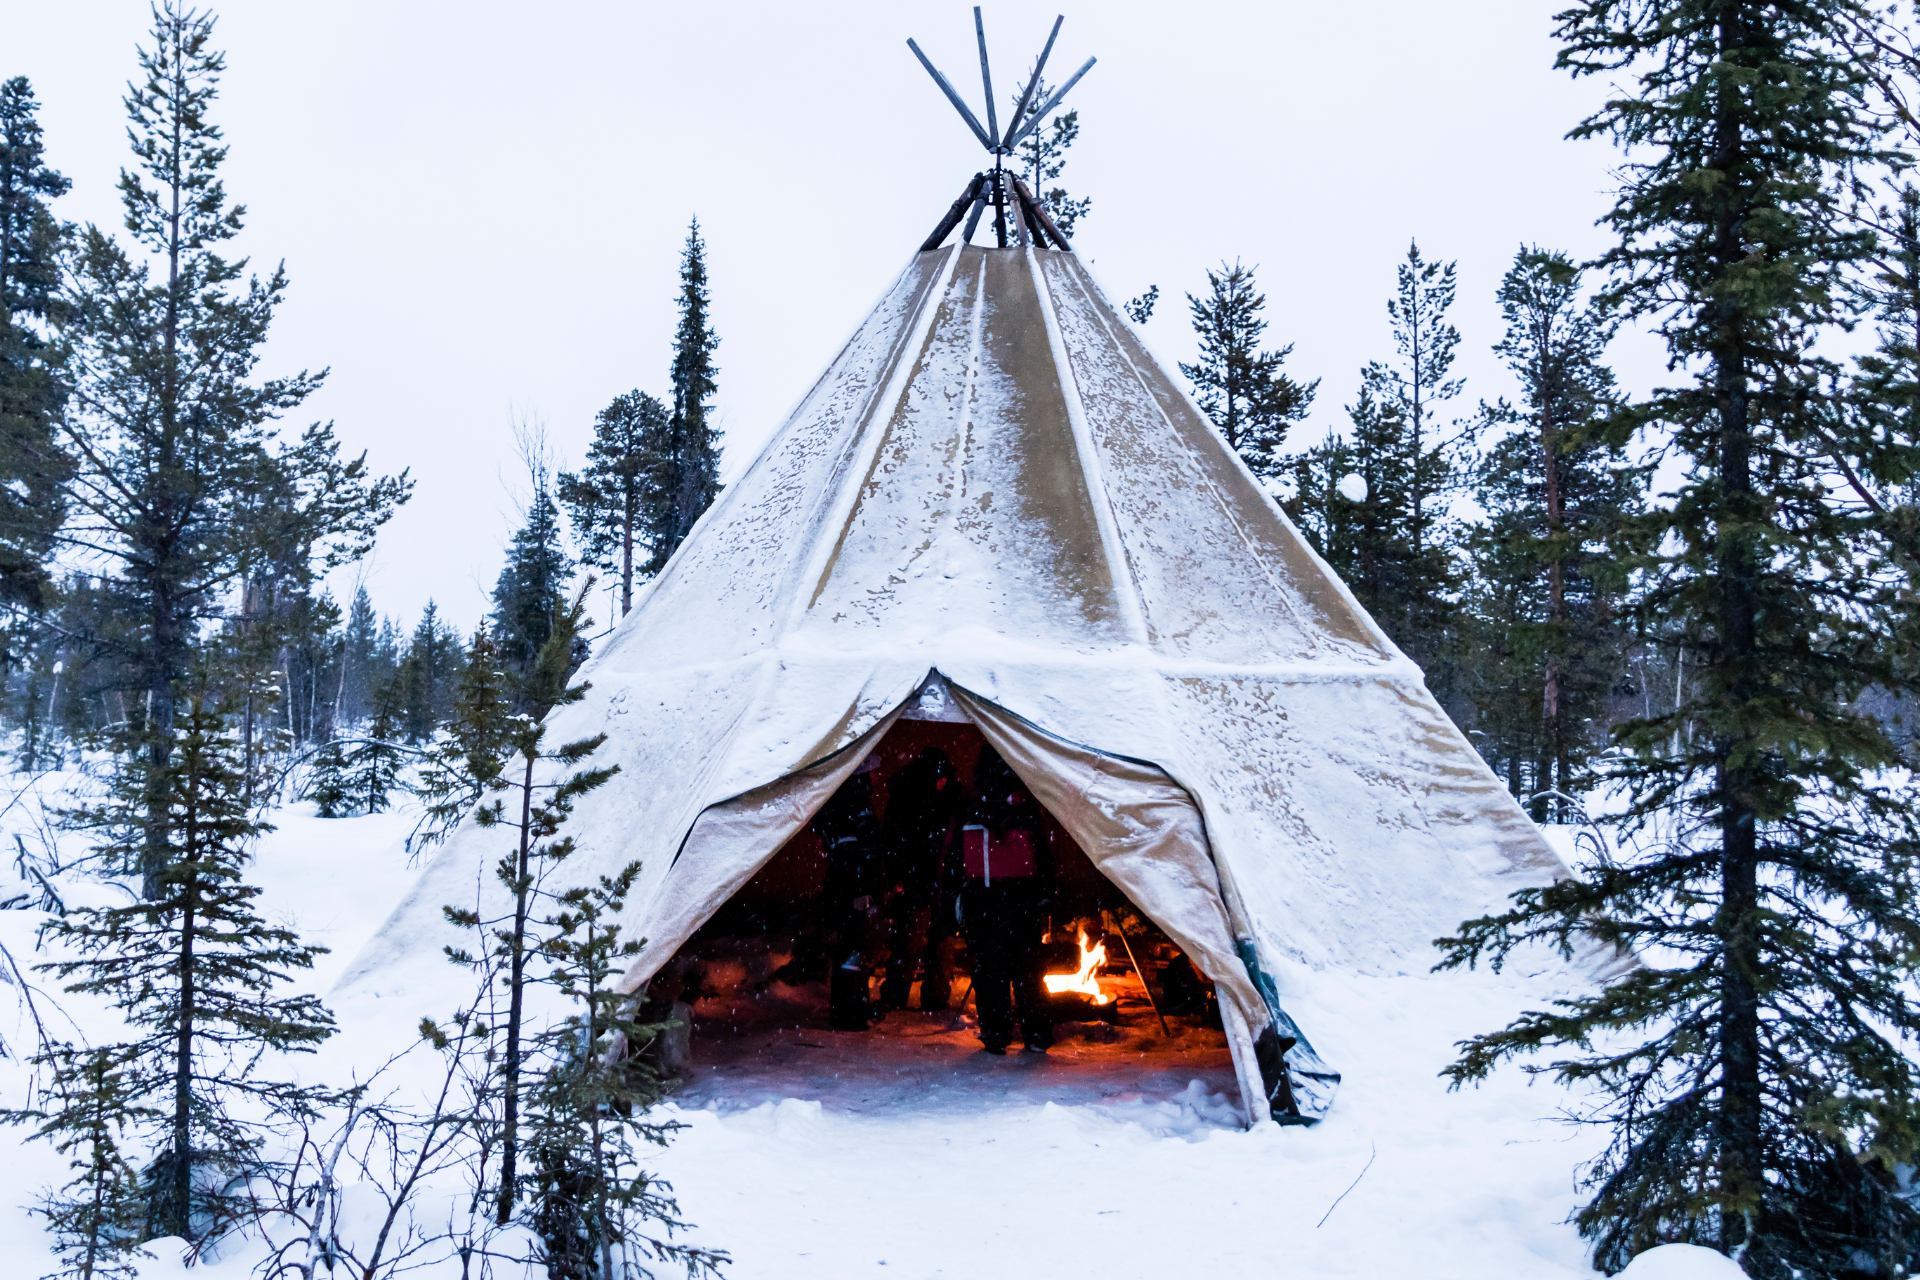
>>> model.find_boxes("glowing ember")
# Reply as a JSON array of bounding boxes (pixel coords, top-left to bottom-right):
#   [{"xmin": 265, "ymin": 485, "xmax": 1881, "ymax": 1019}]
[{"xmin": 1043, "ymin": 930, "xmax": 1112, "ymax": 1004}]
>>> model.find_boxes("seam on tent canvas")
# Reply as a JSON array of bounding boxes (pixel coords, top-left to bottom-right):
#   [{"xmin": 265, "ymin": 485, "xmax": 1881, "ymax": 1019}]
[
  {"xmin": 1062, "ymin": 256, "xmax": 1412, "ymax": 669},
  {"xmin": 794, "ymin": 243, "xmax": 966, "ymax": 623},
  {"xmin": 1056, "ymin": 255, "xmax": 1324, "ymax": 654},
  {"xmin": 650, "ymin": 251, "xmax": 963, "ymax": 871},
  {"xmin": 942, "ymin": 673, "xmax": 1167, "ymax": 772},
  {"xmin": 898, "ymin": 248, "xmax": 987, "ymax": 591},
  {"xmin": 634, "ymin": 253, "xmax": 938, "ymax": 616},
  {"xmin": 1024, "ymin": 245, "xmax": 1152, "ymax": 647},
  {"xmin": 954, "ymin": 249, "xmax": 987, "ymax": 535}
]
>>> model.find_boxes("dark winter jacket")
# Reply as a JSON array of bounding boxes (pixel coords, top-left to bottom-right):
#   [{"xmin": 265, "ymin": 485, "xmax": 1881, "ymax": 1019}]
[
  {"xmin": 881, "ymin": 748, "xmax": 962, "ymax": 897},
  {"xmin": 812, "ymin": 769, "xmax": 881, "ymax": 901}
]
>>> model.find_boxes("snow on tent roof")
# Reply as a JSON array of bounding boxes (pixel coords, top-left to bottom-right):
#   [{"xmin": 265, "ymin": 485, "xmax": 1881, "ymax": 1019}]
[{"xmin": 339, "ymin": 240, "xmax": 1599, "ymax": 1126}]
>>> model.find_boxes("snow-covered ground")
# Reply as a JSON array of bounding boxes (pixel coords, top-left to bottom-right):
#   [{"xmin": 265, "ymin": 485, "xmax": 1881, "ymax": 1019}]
[{"xmin": 0, "ymin": 771, "xmax": 1743, "ymax": 1278}]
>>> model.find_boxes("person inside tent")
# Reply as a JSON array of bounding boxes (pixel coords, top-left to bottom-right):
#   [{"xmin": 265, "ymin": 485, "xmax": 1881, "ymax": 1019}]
[
  {"xmin": 811, "ymin": 753, "xmax": 885, "ymax": 1031},
  {"xmin": 877, "ymin": 747, "xmax": 962, "ymax": 1013},
  {"xmin": 955, "ymin": 744, "xmax": 1056, "ymax": 1055}
]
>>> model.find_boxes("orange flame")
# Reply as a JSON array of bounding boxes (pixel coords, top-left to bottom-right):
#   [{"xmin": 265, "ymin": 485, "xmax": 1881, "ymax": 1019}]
[{"xmin": 1043, "ymin": 930, "xmax": 1112, "ymax": 1005}]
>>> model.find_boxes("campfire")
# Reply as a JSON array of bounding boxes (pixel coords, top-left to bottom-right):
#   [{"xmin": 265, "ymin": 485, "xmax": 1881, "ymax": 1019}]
[{"xmin": 1043, "ymin": 930, "xmax": 1113, "ymax": 1008}]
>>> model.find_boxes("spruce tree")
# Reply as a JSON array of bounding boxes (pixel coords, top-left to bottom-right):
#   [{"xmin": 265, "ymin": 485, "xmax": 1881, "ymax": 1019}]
[
  {"xmin": 443, "ymin": 586, "xmax": 617, "ymax": 1227},
  {"xmin": 0, "ymin": 76, "xmax": 73, "ymax": 612},
  {"xmin": 49, "ymin": 695, "xmax": 336, "ymax": 1241},
  {"xmin": 1464, "ymin": 248, "xmax": 1642, "ymax": 820},
  {"xmin": 3, "ymin": 1044, "xmax": 154, "ymax": 1279},
  {"xmin": 659, "ymin": 220, "xmax": 721, "ymax": 572},
  {"xmin": 59, "ymin": 4, "xmax": 408, "ymax": 892},
  {"xmin": 1369, "ymin": 240, "xmax": 1465, "ymax": 558},
  {"xmin": 558, "ymin": 390, "xmax": 668, "ymax": 617},
  {"xmin": 396, "ymin": 601, "xmax": 462, "ymax": 740},
  {"xmin": 522, "ymin": 867, "xmax": 721, "ymax": 1274},
  {"xmin": 1180, "ymin": 261, "xmax": 1317, "ymax": 480},
  {"xmin": 411, "ymin": 623, "xmax": 514, "ymax": 851},
  {"xmin": 335, "ymin": 584, "xmax": 380, "ymax": 725},
  {"xmin": 1437, "ymin": 4, "xmax": 1920, "ymax": 1274},
  {"xmin": 492, "ymin": 480, "xmax": 572, "ymax": 683},
  {"xmin": 522, "ymin": 862, "xmax": 725, "ymax": 1280},
  {"xmin": 304, "ymin": 736, "xmax": 353, "ymax": 818},
  {"xmin": 1286, "ymin": 388, "xmax": 1458, "ymax": 669},
  {"xmin": 346, "ymin": 676, "xmax": 406, "ymax": 815}
]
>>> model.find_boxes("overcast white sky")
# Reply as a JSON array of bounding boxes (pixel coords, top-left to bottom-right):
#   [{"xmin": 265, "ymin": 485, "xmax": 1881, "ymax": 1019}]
[{"xmin": 13, "ymin": 0, "xmax": 1659, "ymax": 631}]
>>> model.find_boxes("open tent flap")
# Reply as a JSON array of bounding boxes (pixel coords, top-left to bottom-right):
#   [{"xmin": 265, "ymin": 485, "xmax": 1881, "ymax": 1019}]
[
  {"xmin": 613, "ymin": 699, "xmax": 914, "ymax": 1002},
  {"xmin": 616, "ymin": 673, "xmax": 1339, "ymax": 1127},
  {"xmin": 950, "ymin": 684, "xmax": 1339, "ymax": 1124}
]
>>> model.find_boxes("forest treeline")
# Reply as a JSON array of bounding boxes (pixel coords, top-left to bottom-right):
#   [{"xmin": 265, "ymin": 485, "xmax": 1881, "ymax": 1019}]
[
  {"xmin": 0, "ymin": 76, "xmax": 722, "ymax": 784},
  {"xmin": 1173, "ymin": 242, "xmax": 1657, "ymax": 825},
  {"xmin": 0, "ymin": 5, "xmax": 728, "ymax": 1278}
]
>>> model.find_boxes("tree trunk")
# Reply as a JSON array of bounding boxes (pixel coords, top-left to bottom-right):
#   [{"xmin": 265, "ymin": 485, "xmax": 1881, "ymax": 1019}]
[
  {"xmin": 144, "ymin": 56, "xmax": 188, "ymax": 901},
  {"xmin": 621, "ymin": 510, "xmax": 633, "ymax": 617},
  {"xmin": 496, "ymin": 751, "xmax": 537, "ymax": 1225},
  {"xmin": 1712, "ymin": 6, "xmax": 1763, "ymax": 1249},
  {"xmin": 170, "ymin": 875, "xmax": 198, "ymax": 1237},
  {"xmin": 1541, "ymin": 391, "xmax": 1565, "ymax": 823}
]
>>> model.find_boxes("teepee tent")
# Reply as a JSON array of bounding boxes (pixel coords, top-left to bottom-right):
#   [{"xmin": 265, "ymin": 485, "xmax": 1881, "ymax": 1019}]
[{"xmin": 342, "ymin": 22, "xmax": 1592, "ymax": 1129}]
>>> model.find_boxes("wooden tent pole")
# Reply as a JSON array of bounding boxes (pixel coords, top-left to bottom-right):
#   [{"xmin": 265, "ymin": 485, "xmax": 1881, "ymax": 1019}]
[
  {"xmin": 961, "ymin": 187, "xmax": 990, "ymax": 243},
  {"xmin": 1003, "ymin": 16, "xmax": 1064, "ymax": 149},
  {"xmin": 921, "ymin": 173, "xmax": 987, "ymax": 252},
  {"xmin": 1011, "ymin": 175, "xmax": 1072, "ymax": 250}
]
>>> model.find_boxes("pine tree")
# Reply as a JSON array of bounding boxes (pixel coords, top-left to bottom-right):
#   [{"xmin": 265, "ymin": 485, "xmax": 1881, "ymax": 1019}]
[
  {"xmin": 443, "ymin": 585, "xmax": 617, "ymax": 1227},
  {"xmin": 305, "ymin": 736, "xmax": 353, "ymax": 818},
  {"xmin": 1370, "ymin": 241, "xmax": 1465, "ymax": 558},
  {"xmin": 396, "ymin": 601, "xmax": 462, "ymax": 740},
  {"xmin": 346, "ymin": 676, "xmax": 406, "ymax": 815},
  {"xmin": 1463, "ymin": 248, "xmax": 1642, "ymax": 820},
  {"xmin": 411, "ymin": 623, "xmax": 514, "ymax": 852},
  {"xmin": 0, "ymin": 76, "xmax": 74, "ymax": 613},
  {"xmin": 1010, "ymin": 75, "xmax": 1090, "ymax": 238},
  {"xmin": 558, "ymin": 391, "xmax": 668, "ymax": 617},
  {"xmin": 59, "ymin": 5, "xmax": 407, "ymax": 892},
  {"xmin": 335, "ymin": 584, "xmax": 380, "ymax": 725},
  {"xmin": 1437, "ymin": 5, "xmax": 1920, "ymax": 1274},
  {"xmin": 658, "ymin": 220, "xmax": 722, "ymax": 572},
  {"xmin": 3, "ymin": 1044, "xmax": 154, "ymax": 1279},
  {"xmin": 493, "ymin": 476, "xmax": 572, "ymax": 684},
  {"xmin": 49, "ymin": 695, "xmax": 336, "ymax": 1240},
  {"xmin": 1180, "ymin": 261, "xmax": 1317, "ymax": 479},
  {"xmin": 522, "ymin": 862, "xmax": 725, "ymax": 1280},
  {"xmin": 1286, "ymin": 243, "xmax": 1464, "ymax": 675},
  {"xmin": 1123, "ymin": 284, "xmax": 1158, "ymax": 325},
  {"xmin": 1286, "ymin": 389, "xmax": 1458, "ymax": 668}
]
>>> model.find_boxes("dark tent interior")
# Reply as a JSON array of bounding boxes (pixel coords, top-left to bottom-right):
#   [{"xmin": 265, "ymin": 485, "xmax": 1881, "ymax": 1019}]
[{"xmin": 643, "ymin": 718, "xmax": 1240, "ymax": 1113}]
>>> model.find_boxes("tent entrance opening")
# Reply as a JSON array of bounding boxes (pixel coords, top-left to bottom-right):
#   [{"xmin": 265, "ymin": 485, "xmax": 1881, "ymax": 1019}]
[{"xmin": 649, "ymin": 719, "xmax": 1238, "ymax": 1115}]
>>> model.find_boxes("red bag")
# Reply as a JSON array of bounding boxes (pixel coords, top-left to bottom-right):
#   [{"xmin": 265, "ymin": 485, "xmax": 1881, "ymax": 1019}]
[{"xmin": 961, "ymin": 825, "xmax": 1037, "ymax": 883}]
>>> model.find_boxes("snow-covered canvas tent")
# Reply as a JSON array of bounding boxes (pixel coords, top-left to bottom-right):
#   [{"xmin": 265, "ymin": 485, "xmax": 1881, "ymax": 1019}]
[{"xmin": 342, "ymin": 225, "xmax": 1588, "ymax": 1127}]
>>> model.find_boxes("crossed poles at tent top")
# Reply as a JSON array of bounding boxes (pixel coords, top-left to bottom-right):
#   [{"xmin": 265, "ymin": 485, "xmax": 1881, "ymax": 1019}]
[{"xmin": 907, "ymin": 8, "xmax": 1095, "ymax": 253}]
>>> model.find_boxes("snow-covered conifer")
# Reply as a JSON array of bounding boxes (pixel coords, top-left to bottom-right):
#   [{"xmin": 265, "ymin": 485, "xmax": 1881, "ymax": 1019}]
[
  {"xmin": 3, "ymin": 1044, "xmax": 153, "ymax": 1279},
  {"xmin": 45, "ymin": 695, "xmax": 335, "ymax": 1241},
  {"xmin": 442, "ymin": 585, "xmax": 617, "ymax": 1225},
  {"xmin": 522, "ymin": 861, "xmax": 726, "ymax": 1279}
]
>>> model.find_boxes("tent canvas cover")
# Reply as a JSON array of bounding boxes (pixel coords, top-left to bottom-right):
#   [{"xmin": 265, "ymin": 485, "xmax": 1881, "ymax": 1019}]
[{"xmin": 339, "ymin": 239, "xmax": 1587, "ymax": 1126}]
